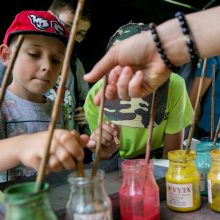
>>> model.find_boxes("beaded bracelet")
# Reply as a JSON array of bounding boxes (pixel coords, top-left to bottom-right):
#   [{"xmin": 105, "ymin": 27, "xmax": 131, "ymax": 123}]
[
  {"xmin": 149, "ymin": 23, "xmax": 180, "ymax": 73},
  {"xmin": 175, "ymin": 11, "xmax": 200, "ymax": 67}
]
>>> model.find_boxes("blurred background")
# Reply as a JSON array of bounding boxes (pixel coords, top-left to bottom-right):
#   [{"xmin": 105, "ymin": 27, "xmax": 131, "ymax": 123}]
[{"xmin": 0, "ymin": 0, "xmax": 218, "ymax": 73}]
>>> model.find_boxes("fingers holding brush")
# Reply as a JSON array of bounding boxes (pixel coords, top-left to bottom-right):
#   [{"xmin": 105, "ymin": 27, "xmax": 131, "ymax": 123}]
[{"xmin": 87, "ymin": 121, "xmax": 120, "ymax": 160}]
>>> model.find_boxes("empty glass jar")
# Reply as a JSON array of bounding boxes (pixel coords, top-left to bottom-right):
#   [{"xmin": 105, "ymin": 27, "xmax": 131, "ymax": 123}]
[{"xmin": 66, "ymin": 169, "xmax": 112, "ymax": 220}]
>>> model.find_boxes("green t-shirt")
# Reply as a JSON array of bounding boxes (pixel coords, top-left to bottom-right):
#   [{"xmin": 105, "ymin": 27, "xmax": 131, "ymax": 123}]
[{"xmin": 84, "ymin": 73, "xmax": 193, "ymax": 158}]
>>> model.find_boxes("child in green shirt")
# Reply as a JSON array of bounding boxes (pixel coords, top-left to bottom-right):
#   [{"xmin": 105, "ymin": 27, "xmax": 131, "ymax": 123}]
[{"xmin": 85, "ymin": 22, "xmax": 193, "ymax": 166}]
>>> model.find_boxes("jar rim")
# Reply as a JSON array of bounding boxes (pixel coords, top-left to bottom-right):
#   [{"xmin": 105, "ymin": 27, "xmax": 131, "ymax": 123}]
[
  {"xmin": 121, "ymin": 159, "xmax": 152, "ymax": 172},
  {"xmin": 67, "ymin": 169, "xmax": 105, "ymax": 185},
  {"xmin": 196, "ymin": 138, "xmax": 220, "ymax": 152},
  {"xmin": 4, "ymin": 182, "xmax": 49, "ymax": 205},
  {"xmin": 200, "ymin": 137, "xmax": 213, "ymax": 142},
  {"xmin": 168, "ymin": 150, "xmax": 195, "ymax": 162},
  {"xmin": 195, "ymin": 142, "xmax": 212, "ymax": 152},
  {"xmin": 200, "ymin": 136, "xmax": 220, "ymax": 143}
]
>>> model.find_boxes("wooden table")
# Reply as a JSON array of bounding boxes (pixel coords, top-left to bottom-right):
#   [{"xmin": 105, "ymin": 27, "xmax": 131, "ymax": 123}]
[{"xmin": 160, "ymin": 197, "xmax": 220, "ymax": 220}]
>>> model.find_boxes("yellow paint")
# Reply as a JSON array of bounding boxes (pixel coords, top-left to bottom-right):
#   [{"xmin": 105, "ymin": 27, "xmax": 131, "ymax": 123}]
[
  {"xmin": 208, "ymin": 149, "xmax": 220, "ymax": 212},
  {"xmin": 165, "ymin": 150, "xmax": 201, "ymax": 212}
]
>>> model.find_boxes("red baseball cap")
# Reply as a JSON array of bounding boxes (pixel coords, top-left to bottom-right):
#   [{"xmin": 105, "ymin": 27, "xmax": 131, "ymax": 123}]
[{"xmin": 3, "ymin": 10, "xmax": 69, "ymax": 45}]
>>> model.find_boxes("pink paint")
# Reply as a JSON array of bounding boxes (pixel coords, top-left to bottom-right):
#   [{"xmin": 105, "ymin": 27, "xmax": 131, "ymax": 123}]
[
  {"xmin": 120, "ymin": 195, "xmax": 160, "ymax": 220},
  {"xmin": 119, "ymin": 160, "xmax": 160, "ymax": 220}
]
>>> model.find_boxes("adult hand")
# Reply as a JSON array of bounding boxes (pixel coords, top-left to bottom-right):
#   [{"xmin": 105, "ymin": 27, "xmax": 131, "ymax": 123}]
[{"xmin": 84, "ymin": 31, "xmax": 171, "ymax": 105}]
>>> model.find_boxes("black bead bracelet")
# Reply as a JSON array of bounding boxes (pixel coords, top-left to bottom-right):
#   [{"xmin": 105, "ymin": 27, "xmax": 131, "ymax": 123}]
[
  {"xmin": 175, "ymin": 11, "xmax": 200, "ymax": 67},
  {"xmin": 149, "ymin": 23, "xmax": 180, "ymax": 73}
]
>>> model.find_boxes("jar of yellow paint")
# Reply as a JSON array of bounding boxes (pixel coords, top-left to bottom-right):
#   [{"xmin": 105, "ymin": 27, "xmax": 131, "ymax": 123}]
[
  {"xmin": 165, "ymin": 150, "xmax": 201, "ymax": 212},
  {"xmin": 207, "ymin": 149, "xmax": 220, "ymax": 212}
]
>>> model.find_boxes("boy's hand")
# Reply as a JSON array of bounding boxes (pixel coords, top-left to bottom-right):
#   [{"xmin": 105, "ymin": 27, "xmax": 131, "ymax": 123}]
[
  {"xmin": 19, "ymin": 129, "xmax": 89, "ymax": 174},
  {"xmin": 87, "ymin": 122, "xmax": 120, "ymax": 160}
]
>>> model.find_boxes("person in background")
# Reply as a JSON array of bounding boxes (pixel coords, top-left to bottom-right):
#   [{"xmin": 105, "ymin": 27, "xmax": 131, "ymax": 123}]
[
  {"xmin": 178, "ymin": 63, "xmax": 194, "ymax": 93},
  {"xmin": 48, "ymin": 0, "xmax": 91, "ymax": 133},
  {"xmin": 0, "ymin": 10, "xmax": 79, "ymax": 182},
  {"xmin": 83, "ymin": 6, "xmax": 220, "ymax": 104},
  {"xmin": 48, "ymin": 0, "xmax": 92, "ymax": 163},
  {"xmin": 178, "ymin": 58, "xmax": 220, "ymax": 140},
  {"xmin": 85, "ymin": 23, "xmax": 193, "ymax": 172},
  {"xmin": 189, "ymin": 57, "xmax": 220, "ymax": 139}
]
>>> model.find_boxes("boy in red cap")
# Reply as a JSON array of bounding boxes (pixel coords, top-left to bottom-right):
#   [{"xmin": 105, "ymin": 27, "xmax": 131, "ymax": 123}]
[{"xmin": 0, "ymin": 10, "xmax": 88, "ymax": 182}]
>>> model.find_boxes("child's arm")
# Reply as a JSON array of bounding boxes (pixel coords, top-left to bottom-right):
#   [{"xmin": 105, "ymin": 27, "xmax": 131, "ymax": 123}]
[
  {"xmin": 0, "ymin": 129, "xmax": 89, "ymax": 174},
  {"xmin": 87, "ymin": 122, "xmax": 119, "ymax": 160},
  {"xmin": 162, "ymin": 130, "xmax": 184, "ymax": 159}
]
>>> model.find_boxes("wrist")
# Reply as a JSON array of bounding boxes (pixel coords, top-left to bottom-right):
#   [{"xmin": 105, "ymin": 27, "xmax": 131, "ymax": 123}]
[
  {"xmin": 149, "ymin": 23, "xmax": 180, "ymax": 73},
  {"xmin": 157, "ymin": 19, "xmax": 190, "ymax": 66}
]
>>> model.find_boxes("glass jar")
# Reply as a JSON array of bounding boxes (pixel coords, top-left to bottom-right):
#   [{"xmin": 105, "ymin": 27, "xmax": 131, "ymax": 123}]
[
  {"xmin": 4, "ymin": 182, "xmax": 57, "ymax": 220},
  {"xmin": 207, "ymin": 149, "xmax": 220, "ymax": 212},
  {"xmin": 66, "ymin": 169, "xmax": 112, "ymax": 220},
  {"xmin": 195, "ymin": 140, "xmax": 212, "ymax": 196},
  {"xmin": 119, "ymin": 159, "xmax": 160, "ymax": 220},
  {"xmin": 165, "ymin": 150, "xmax": 201, "ymax": 212},
  {"xmin": 199, "ymin": 137, "xmax": 220, "ymax": 148},
  {"xmin": 198, "ymin": 137, "xmax": 220, "ymax": 149}
]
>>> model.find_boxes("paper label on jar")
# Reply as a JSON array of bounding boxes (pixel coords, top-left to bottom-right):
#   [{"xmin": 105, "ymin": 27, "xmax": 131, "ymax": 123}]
[
  {"xmin": 208, "ymin": 179, "xmax": 212, "ymax": 203},
  {"xmin": 199, "ymin": 171, "xmax": 206, "ymax": 192},
  {"xmin": 166, "ymin": 182, "xmax": 193, "ymax": 208},
  {"xmin": 74, "ymin": 210, "xmax": 112, "ymax": 220}
]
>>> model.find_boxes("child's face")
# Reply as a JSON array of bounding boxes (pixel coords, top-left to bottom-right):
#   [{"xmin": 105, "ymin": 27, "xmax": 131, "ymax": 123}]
[
  {"xmin": 9, "ymin": 34, "xmax": 66, "ymax": 102},
  {"xmin": 57, "ymin": 9, "xmax": 91, "ymax": 43}
]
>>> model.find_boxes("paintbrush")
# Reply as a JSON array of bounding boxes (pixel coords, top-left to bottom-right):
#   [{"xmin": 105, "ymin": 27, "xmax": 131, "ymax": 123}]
[
  {"xmin": 35, "ymin": 0, "xmax": 85, "ymax": 192},
  {"xmin": 91, "ymin": 76, "xmax": 107, "ymax": 177},
  {"xmin": 210, "ymin": 64, "xmax": 215, "ymax": 140},
  {"xmin": 212, "ymin": 117, "xmax": 220, "ymax": 147},
  {"xmin": 186, "ymin": 58, "xmax": 208, "ymax": 154},
  {"xmin": 0, "ymin": 35, "xmax": 24, "ymax": 107},
  {"xmin": 145, "ymin": 92, "xmax": 156, "ymax": 164}
]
